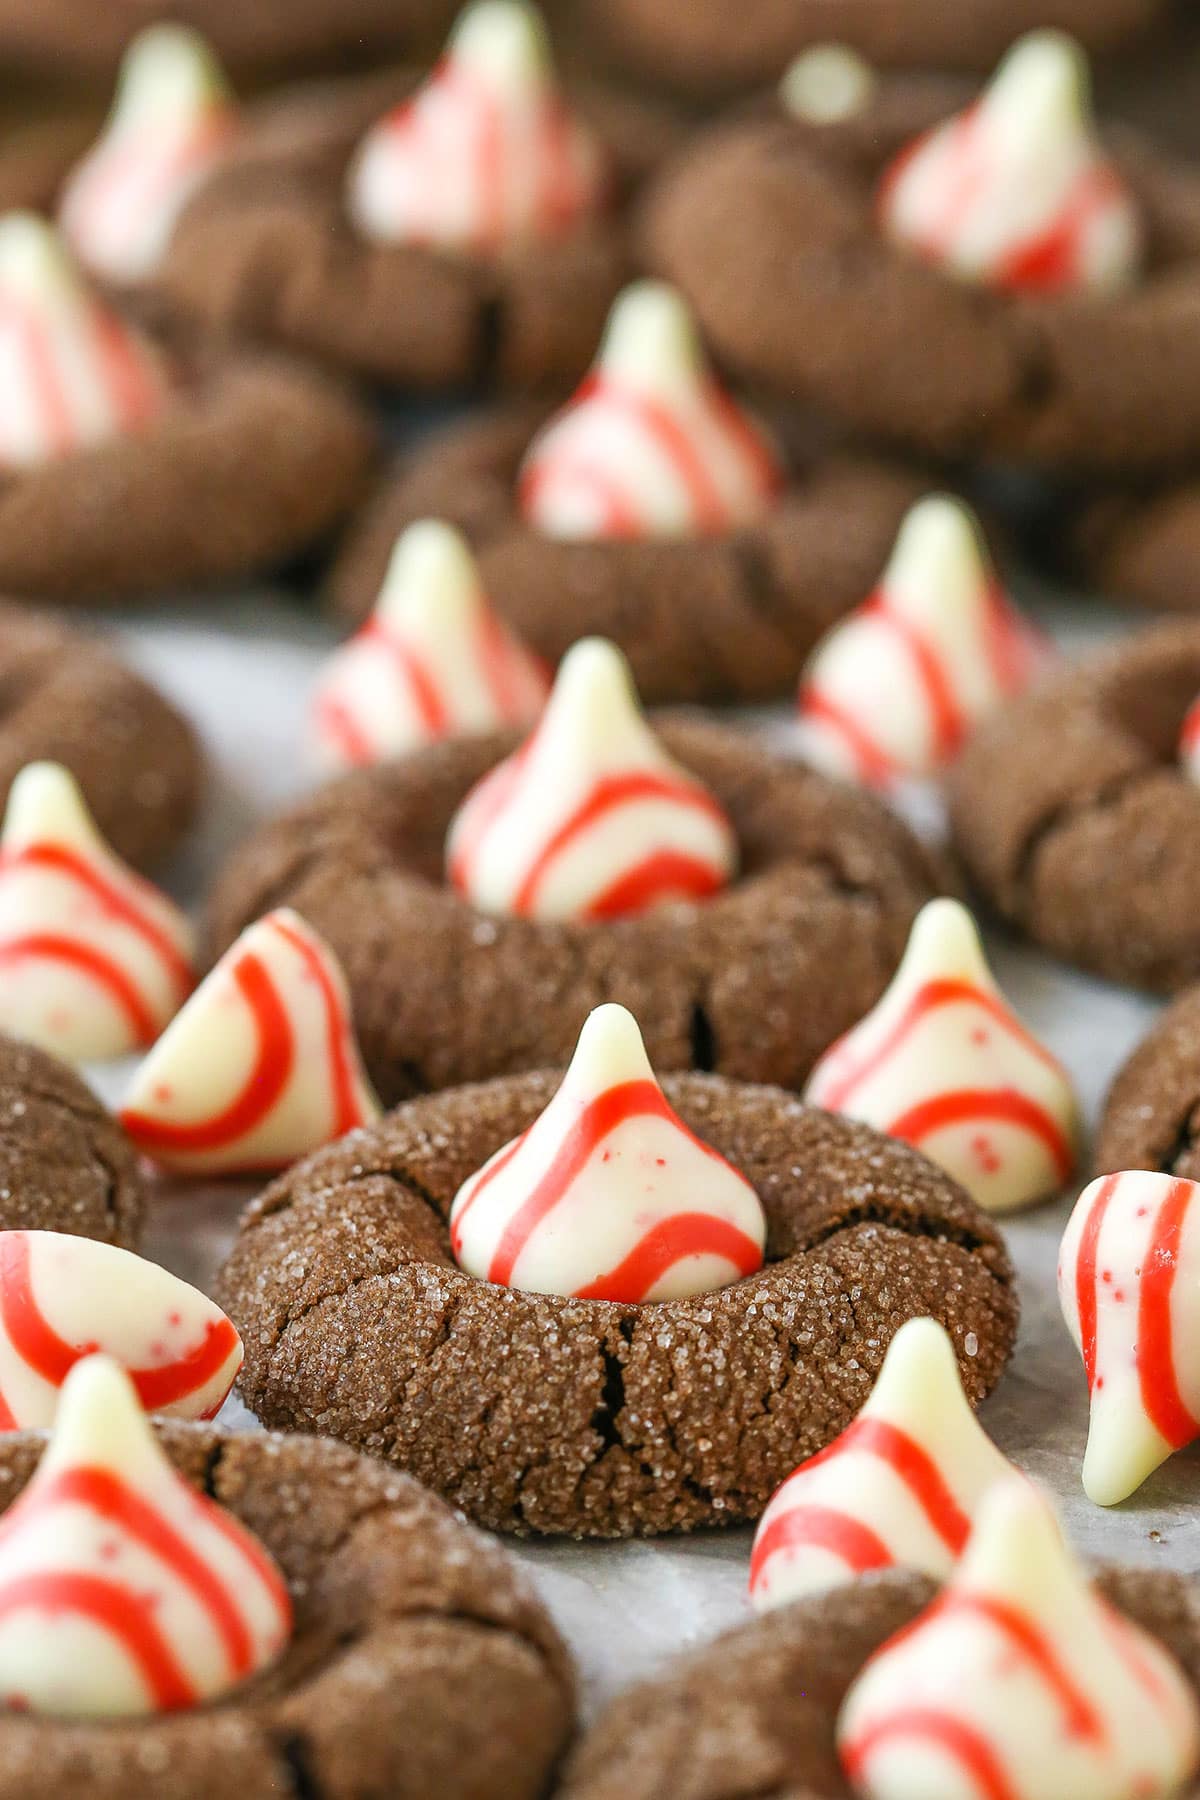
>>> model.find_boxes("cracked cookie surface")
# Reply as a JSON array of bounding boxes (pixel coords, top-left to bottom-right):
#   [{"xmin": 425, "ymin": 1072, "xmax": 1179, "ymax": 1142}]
[{"xmin": 218, "ymin": 1074, "xmax": 1017, "ymax": 1537}]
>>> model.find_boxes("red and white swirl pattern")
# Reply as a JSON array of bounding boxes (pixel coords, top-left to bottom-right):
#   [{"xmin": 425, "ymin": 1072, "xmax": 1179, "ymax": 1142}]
[
  {"xmin": 520, "ymin": 282, "xmax": 782, "ymax": 540},
  {"xmin": 347, "ymin": 0, "xmax": 607, "ymax": 253},
  {"xmin": 1179, "ymin": 696, "xmax": 1200, "ymax": 784},
  {"xmin": 119, "ymin": 908, "xmax": 380, "ymax": 1176},
  {"xmin": 447, "ymin": 637, "xmax": 737, "ymax": 921},
  {"xmin": 0, "ymin": 1354, "xmax": 290, "ymax": 1716},
  {"xmin": 0, "ymin": 762, "xmax": 195, "ymax": 1062},
  {"xmin": 0, "ymin": 1232, "xmax": 241, "ymax": 1429},
  {"xmin": 313, "ymin": 520, "xmax": 549, "ymax": 772},
  {"xmin": 796, "ymin": 495, "xmax": 1049, "ymax": 788},
  {"xmin": 750, "ymin": 1319, "xmax": 1013, "ymax": 1611},
  {"xmin": 451, "ymin": 1003, "xmax": 766, "ymax": 1301},
  {"xmin": 1059, "ymin": 1171, "xmax": 1200, "ymax": 1507},
  {"xmin": 838, "ymin": 1480, "xmax": 1200, "ymax": 1800},
  {"xmin": 878, "ymin": 30, "xmax": 1142, "ymax": 296},
  {"xmin": 806, "ymin": 900, "xmax": 1079, "ymax": 1215}
]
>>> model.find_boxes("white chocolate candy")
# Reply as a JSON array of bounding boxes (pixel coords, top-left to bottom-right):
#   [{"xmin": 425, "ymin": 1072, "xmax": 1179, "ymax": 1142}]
[
  {"xmin": 806, "ymin": 899, "xmax": 1079, "ymax": 1215},
  {"xmin": 1059, "ymin": 1170, "xmax": 1200, "ymax": 1506},
  {"xmin": 519, "ymin": 282, "xmax": 781, "ymax": 540},
  {"xmin": 796, "ymin": 495, "xmax": 1048, "ymax": 788},
  {"xmin": 451, "ymin": 1002, "xmax": 766, "ymax": 1300},
  {"xmin": 59, "ymin": 26, "xmax": 236, "ymax": 285},
  {"xmin": 446, "ymin": 637, "xmax": 737, "ymax": 920},
  {"xmin": 1179, "ymin": 696, "xmax": 1200, "ymax": 783},
  {"xmin": 119, "ymin": 907, "xmax": 380, "ymax": 1176},
  {"xmin": 348, "ymin": 0, "xmax": 606, "ymax": 252},
  {"xmin": 879, "ymin": 30, "xmax": 1142, "ymax": 295},
  {"xmin": 0, "ymin": 762, "xmax": 194, "ymax": 1062},
  {"xmin": 312, "ymin": 520, "xmax": 549, "ymax": 772},
  {"xmin": 0, "ymin": 1355, "xmax": 290, "ymax": 1717},
  {"xmin": 749, "ymin": 1318, "xmax": 1013, "ymax": 1610},
  {"xmin": 0, "ymin": 1232, "xmax": 242, "ymax": 1429},
  {"xmin": 781, "ymin": 44, "xmax": 877, "ymax": 124},
  {"xmin": 838, "ymin": 1480, "xmax": 1200, "ymax": 1800}
]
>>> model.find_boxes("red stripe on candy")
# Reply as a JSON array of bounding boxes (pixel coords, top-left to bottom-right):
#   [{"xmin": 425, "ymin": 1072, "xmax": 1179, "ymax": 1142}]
[
  {"xmin": 0, "ymin": 1570, "xmax": 196, "ymax": 1710},
  {"xmin": 1075, "ymin": 1172, "xmax": 1119, "ymax": 1395},
  {"xmin": 573, "ymin": 1211, "xmax": 761, "ymax": 1302},
  {"xmin": 1, "ymin": 842, "xmax": 192, "ymax": 998},
  {"xmin": 1137, "ymin": 1179, "xmax": 1200, "ymax": 1451},
  {"xmin": 750, "ymin": 1505, "xmax": 892, "ymax": 1591},
  {"xmin": 0, "ymin": 935, "xmax": 159, "ymax": 1043},
  {"xmin": 361, "ymin": 618, "xmax": 449, "ymax": 736},
  {"xmin": 584, "ymin": 849, "xmax": 727, "ymax": 920},
  {"xmin": 270, "ymin": 913, "xmax": 364, "ymax": 1138},
  {"xmin": 887, "ymin": 1088, "xmax": 1074, "ymax": 1184},
  {"xmin": 842, "ymin": 1709, "xmax": 1018, "ymax": 1800}
]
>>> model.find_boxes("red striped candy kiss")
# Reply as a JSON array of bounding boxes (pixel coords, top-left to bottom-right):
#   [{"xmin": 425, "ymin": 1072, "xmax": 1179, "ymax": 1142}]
[
  {"xmin": 313, "ymin": 520, "xmax": 549, "ymax": 772},
  {"xmin": 837, "ymin": 1480, "xmax": 1200, "ymax": 1800},
  {"xmin": 1180, "ymin": 696, "xmax": 1200, "ymax": 783},
  {"xmin": 796, "ymin": 495, "xmax": 1049, "ymax": 790},
  {"xmin": 749, "ymin": 1318, "xmax": 1013, "ymax": 1611},
  {"xmin": 519, "ymin": 281, "xmax": 782, "ymax": 541},
  {"xmin": 119, "ymin": 907, "xmax": 380, "ymax": 1177},
  {"xmin": 0, "ymin": 1232, "xmax": 241, "ymax": 1429},
  {"xmin": 0, "ymin": 1355, "xmax": 290, "ymax": 1717},
  {"xmin": 0, "ymin": 762, "xmax": 195, "ymax": 1062},
  {"xmin": 1059, "ymin": 1171, "xmax": 1200, "ymax": 1506},
  {"xmin": 450, "ymin": 1003, "xmax": 766, "ymax": 1301},
  {"xmin": 446, "ymin": 637, "xmax": 737, "ymax": 921},
  {"xmin": 58, "ymin": 25, "xmax": 236, "ymax": 287},
  {"xmin": 347, "ymin": 0, "xmax": 607, "ymax": 254},
  {"xmin": 806, "ymin": 900, "xmax": 1078, "ymax": 1215},
  {"xmin": 877, "ymin": 31, "xmax": 1142, "ymax": 296}
]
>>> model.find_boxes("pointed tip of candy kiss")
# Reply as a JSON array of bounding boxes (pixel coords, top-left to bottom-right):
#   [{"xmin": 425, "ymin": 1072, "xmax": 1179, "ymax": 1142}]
[
  {"xmin": 987, "ymin": 28, "xmax": 1093, "ymax": 128},
  {"xmin": 375, "ymin": 518, "xmax": 485, "ymax": 630},
  {"xmin": 595, "ymin": 281, "xmax": 709, "ymax": 399},
  {"xmin": 41, "ymin": 1353, "xmax": 158, "ymax": 1478},
  {"xmin": 956, "ymin": 1476, "xmax": 1067, "ymax": 1595},
  {"xmin": 447, "ymin": 0, "xmax": 554, "ymax": 89},
  {"xmin": 882, "ymin": 494, "xmax": 994, "ymax": 622},
  {"xmin": 781, "ymin": 43, "xmax": 877, "ymax": 123},
  {"xmin": 114, "ymin": 23, "xmax": 232, "ymax": 124},
  {"xmin": 868, "ymin": 1316, "xmax": 973, "ymax": 1419},
  {"xmin": 0, "ymin": 212, "xmax": 82, "ymax": 300},
  {"xmin": 1082, "ymin": 1398, "xmax": 1174, "ymax": 1508},
  {"xmin": 566, "ymin": 1002, "xmax": 657, "ymax": 1093},
  {"xmin": 896, "ymin": 897, "xmax": 997, "ymax": 990},
  {"xmin": 2, "ymin": 761, "xmax": 102, "ymax": 854}
]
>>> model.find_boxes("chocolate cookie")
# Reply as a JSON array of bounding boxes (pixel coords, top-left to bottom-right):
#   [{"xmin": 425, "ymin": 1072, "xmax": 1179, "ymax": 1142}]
[
  {"xmin": 0, "ymin": 1421, "xmax": 574, "ymax": 1798},
  {"xmin": 206, "ymin": 716, "xmax": 945, "ymax": 1101},
  {"xmin": 0, "ymin": 602, "xmax": 201, "ymax": 870},
  {"xmin": 1096, "ymin": 984, "xmax": 1200, "ymax": 1180},
  {"xmin": 218, "ymin": 1072, "xmax": 1016, "ymax": 1537},
  {"xmin": 558, "ymin": 1567, "xmax": 1200, "ymax": 1798},
  {"xmin": 0, "ymin": 1032, "xmax": 144, "ymax": 1247},
  {"xmin": 1069, "ymin": 478, "xmax": 1200, "ymax": 615},
  {"xmin": 948, "ymin": 621, "xmax": 1200, "ymax": 992},
  {"xmin": 641, "ymin": 77, "xmax": 1200, "ymax": 473},
  {"xmin": 327, "ymin": 405, "xmax": 929, "ymax": 703}
]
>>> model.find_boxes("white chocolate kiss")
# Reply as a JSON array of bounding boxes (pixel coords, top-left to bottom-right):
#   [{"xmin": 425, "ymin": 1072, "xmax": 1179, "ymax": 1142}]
[
  {"xmin": 750, "ymin": 1318, "xmax": 1014, "ymax": 1610},
  {"xmin": 806, "ymin": 899, "xmax": 1079, "ymax": 1214},
  {"xmin": 450, "ymin": 1002, "xmax": 766, "ymax": 1300},
  {"xmin": 781, "ymin": 44, "xmax": 878, "ymax": 124},
  {"xmin": 838, "ymin": 1480, "xmax": 1200, "ymax": 1800}
]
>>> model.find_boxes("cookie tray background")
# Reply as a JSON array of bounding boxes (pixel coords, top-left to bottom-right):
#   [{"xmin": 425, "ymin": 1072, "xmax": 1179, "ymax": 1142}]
[{"xmin": 78, "ymin": 578, "xmax": 1195, "ymax": 1725}]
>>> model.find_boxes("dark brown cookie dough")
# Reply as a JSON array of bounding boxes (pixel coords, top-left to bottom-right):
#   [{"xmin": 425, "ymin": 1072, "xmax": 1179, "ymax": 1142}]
[
  {"xmin": 218, "ymin": 1072, "xmax": 1017, "ymax": 1537},
  {"xmin": 641, "ymin": 76, "xmax": 1200, "ymax": 473},
  {"xmin": 559, "ymin": 1566, "xmax": 1200, "ymax": 1799},
  {"xmin": 0, "ymin": 351, "xmax": 375, "ymax": 604},
  {"xmin": 0, "ymin": 1032, "xmax": 144, "ymax": 1247},
  {"xmin": 156, "ymin": 69, "xmax": 686, "ymax": 392},
  {"xmin": 0, "ymin": 1421, "xmax": 574, "ymax": 1799},
  {"xmin": 0, "ymin": 601, "xmax": 202, "ymax": 870},
  {"xmin": 948, "ymin": 621, "xmax": 1200, "ymax": 993},
  {"xmin": 327, "ymin": 404, "xmax": 929, "ymax": 704},
  {"xmin": 1096, "ymin": 984, "xmax": 1200, "ymax": 1180},
  {"xmin": 1070, "ymin": 478, "xmax": 1200, "ymax": 615},
  {"xmin": 206, "ymin": 715, "xmax": 945, "ymax": 1102}
]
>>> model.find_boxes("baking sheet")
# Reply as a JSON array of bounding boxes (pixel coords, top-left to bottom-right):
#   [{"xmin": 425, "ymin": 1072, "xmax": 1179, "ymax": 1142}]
[{"xmin": 78, "ymin": 579, "xmax": 1197, "ymax": 1725}]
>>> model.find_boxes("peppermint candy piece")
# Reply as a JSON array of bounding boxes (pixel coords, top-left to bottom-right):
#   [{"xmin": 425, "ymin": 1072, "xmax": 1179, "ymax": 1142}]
[
  {"xmin": 1060, "ymin": 1170, "xmax": 1200, "ymax": 1506},
  {"xmin": 796, "ymin": 495, "xmax": 1049, "ymax": 788},
  {"xmin": 0, "ymin": 1232, "xmax": 241, "ymax": 1429},
  {"xmin": 348, "ymin": 0, "xmax": 607, "ymax": 253},
  {"xmin": 59, "ymin": 25, "xmax": 237, "ymax": 286},
  {"xmin": 806, "ymin": 899, "xmax": 1079, "ymax": 1215},
  {"xmin": 1179, "ymin": 696, "xmax": 1200, "ymax": 783},
  {"xmin": 750, "ymin": 1318, "xmax": 1013, "ymax": 1611},
  {"xmin": 519, "ymin": 281, "xmax": 782, "ymax": 541},
  {"xmin": 838, "ymin": 1480, "xmax": 1200, "ymax": 1800},
  {"xmin": 879, "ymin": 30, "xmax": 1142, "ymax": 296},
  {"xmin": 0, "ymin": 213, "xmax": 167, "ymax": 470},
  {"xmin": 450, "ymin": 1002, "xmax": 766, "ymax": 1301},
  {"xmin": 0, "ymin": 762, "xmax": 194, "ymax": 1062},
  {"xmin": 446, "ymin": 636, "xmax": 737, "ymax": 920},
  {"xmin": 313, "ymin": 519, "xmax": 549, "ymax": 772},
  {"xmin": 119, "ymin": 908, "xmax": 380, "ymax": 1176},
  {"xmin": 0, "ymin": 1354, "xmax": 290, "ymax": 1716}
]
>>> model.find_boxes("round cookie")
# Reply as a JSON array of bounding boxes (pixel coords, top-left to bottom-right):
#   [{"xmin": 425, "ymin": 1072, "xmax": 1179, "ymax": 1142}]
[
  {"xmin": 558, "ymin": 1567, "xmax": 1200, "ymax": 1798},
  {"xmin": 1096, "ymin": 985, "xmax": 1200, "ymax": 1181},
  {"xmin": 0, "ymin": 1032, "xmax": 144, "ymax": 1247},
  {"xmin": 218, "ymin": 1072, "xmax": 1017, "ymax": 1537},
  {"xmin": 0, "ymin": 1421, "xmax": 573, "ymax": 1798},
  {"xmin": 1069, "ymin": 479, "xmax": 1200, "ymax": 615},
  {"xmin": 0, "ymin": 602, "xmax": 201, "ymax": 870},
  {"xmin": 948, "ymin": 621, "xmax": 1200, "ymax": 993},
  {"xmin": 641, "ymin": 73, "xmax": 1200, "ymax": 474},
  {"xmin": 206, "ymin": 715, "xmax": 946, "ymax": 1101},
  {"xmin": 327, "ymin": 405, "xmax": 929, "ymax": 704}
]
